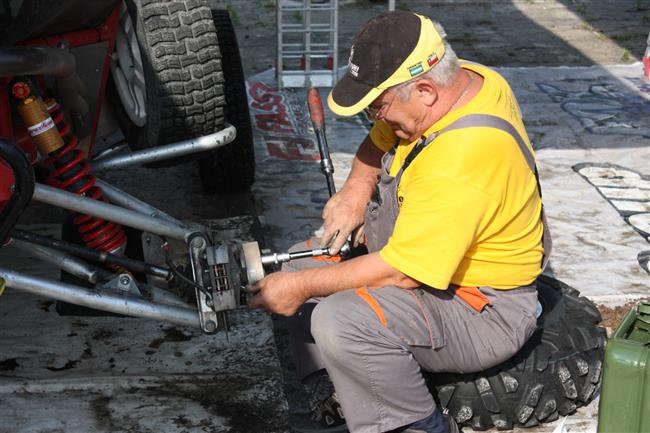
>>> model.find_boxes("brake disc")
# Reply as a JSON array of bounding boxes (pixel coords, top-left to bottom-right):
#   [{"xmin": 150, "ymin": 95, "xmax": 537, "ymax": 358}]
[{"xmin": 241, "ymin": 241, "xmax": 265, "ymax": 285}]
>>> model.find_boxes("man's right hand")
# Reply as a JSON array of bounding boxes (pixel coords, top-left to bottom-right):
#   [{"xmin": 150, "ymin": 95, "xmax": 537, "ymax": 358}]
[
  {"xmin": 321, "ymin": 185, "xmax": 368, "ymax": 255},
  {"xmin": 321, "ymin": 135, "xmax": 383, "ymax": 255}
]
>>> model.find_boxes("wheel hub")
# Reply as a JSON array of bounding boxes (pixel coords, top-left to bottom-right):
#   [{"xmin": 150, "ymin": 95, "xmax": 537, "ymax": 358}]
[{"xmin": 110, "ymin": 2, "xmax": 147, "ymax": 127}]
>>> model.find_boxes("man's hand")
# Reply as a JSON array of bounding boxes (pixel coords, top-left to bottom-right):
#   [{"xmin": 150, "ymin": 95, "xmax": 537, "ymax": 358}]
[
  {"xmin": 247, "ymin": 272, "xmax": 308, "ymax": 316},
  {"xmin": 321, "ymin": 185, "xmax": 368, "ymax": 254}
]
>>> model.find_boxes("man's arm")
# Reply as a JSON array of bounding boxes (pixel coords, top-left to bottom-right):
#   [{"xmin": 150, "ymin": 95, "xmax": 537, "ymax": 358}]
[
  {"xmin": 321, "ymin": 135, "xmax": 384, "ymax": 253},
  {"xmin": 247, "ymin": 252, "xmax": 420, "ymax": 316}
]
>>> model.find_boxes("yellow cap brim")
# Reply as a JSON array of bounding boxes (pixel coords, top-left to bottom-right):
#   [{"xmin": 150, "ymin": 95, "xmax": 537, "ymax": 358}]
[
  {"xmin": 327, "ymin": 13, "xmax": 445, "ymax": 117},
  {"xmin": 327, "ymin": 79, "xmax": 384, "ymax": 117}
]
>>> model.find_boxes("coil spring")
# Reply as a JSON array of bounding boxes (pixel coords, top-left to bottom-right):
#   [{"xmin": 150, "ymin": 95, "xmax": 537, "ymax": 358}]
[{"xmin": 45, "ymin": 99, "xmax": 126, "ymax": 253}]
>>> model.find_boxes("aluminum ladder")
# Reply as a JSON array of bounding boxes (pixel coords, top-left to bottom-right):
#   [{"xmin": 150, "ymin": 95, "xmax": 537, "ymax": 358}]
[{"xmin": 276, "ymin": 0, "xmax": 339, "ymax": 88}]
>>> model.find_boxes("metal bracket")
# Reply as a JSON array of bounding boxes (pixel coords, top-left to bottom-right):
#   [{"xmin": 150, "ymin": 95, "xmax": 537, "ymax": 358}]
[
  {"xmin": 187, "ymin": 233, "xmax": 220, "ymax": 334},
  {"xmin": 205, "ymin": 243, "xmax": 240, "ymax": 312},
  {"xmin": 103, "ymin": 273, "xmax": 141, "ymax": 296}
]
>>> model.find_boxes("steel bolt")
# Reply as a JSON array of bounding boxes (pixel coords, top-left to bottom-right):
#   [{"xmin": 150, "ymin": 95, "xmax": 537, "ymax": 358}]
[
  {"xmin": 191, "ymin": 237, "xmax": 206, "ymax": 249},
  {"xmin": 204, "ymin": 321, "xmax": 217, "ymax": 333},
  {"xmin": 119, "ymin": 275, "xmax": 130, "ymax": 286}
]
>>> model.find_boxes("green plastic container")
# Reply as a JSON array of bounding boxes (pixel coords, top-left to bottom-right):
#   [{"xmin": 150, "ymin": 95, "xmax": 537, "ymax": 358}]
[{"xmin": 598, "ymin": 301, "xmax": 650, "ymax": 433}]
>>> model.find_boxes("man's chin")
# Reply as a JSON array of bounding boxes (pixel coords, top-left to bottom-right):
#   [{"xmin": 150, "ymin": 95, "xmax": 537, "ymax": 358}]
[{"xmin": 394, "ymin": 130, "xmax": 417, "ymax": 142}]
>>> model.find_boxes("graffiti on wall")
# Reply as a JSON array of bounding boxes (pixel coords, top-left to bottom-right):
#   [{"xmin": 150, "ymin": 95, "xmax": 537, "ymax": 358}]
[
  {"xmin": 537, "ymin": 80, "xmax": 650, "ymax": 138},
  {"xmin": 574, "ymin": 162, "xmax": 650, "ymax": 275},
  {"xmin": 246, "ymin": 80, "xmax": 320, "ymax": 161}
]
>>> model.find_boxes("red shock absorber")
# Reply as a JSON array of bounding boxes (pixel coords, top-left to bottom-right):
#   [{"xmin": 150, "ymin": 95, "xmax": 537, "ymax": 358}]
[{"xmin": 44, "ymin": 98, "xmax": 126, "ymax": 253}]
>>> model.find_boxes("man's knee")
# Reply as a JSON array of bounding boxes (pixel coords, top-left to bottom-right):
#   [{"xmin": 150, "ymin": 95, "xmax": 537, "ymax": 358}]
[{"xmin": 311, "ymin": 291, "xmax": 365, "ymax": 358}]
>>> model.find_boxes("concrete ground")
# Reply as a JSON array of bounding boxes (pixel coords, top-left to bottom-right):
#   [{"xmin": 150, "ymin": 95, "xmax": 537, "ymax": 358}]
[{"xmin": 1, "ymin": 1, "xmax": 649, "ymax": 432}]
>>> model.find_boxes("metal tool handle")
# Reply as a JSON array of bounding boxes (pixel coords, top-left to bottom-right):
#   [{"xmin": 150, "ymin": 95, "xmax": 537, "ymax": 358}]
[{"xmin": 307, "ymin": 87, "xmax": 336, "ymax": 197}]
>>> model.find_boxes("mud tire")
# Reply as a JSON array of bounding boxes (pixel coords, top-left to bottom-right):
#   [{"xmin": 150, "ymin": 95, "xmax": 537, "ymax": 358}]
[
  {"xmin": 427, "ymin": 275, "xmax": 607, "ymax": 431},
  {"xmin": 117, "ymin": 0, "xmax": 226, "ymax": 158},
  {"xmin": 198, "ymin": 8, "xmax": 255, "ymax": 193}
]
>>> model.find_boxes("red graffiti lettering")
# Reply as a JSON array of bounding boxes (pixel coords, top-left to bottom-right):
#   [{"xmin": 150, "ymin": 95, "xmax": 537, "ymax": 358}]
[
  {"xmin": 248, "ymin": 81, "xmax": 295, "ymax": 134},
  {"xmin": 255, "ymin": 113, "xmax": 293, "ymax": 133},
  {"xmin": 248, "ymin": 81, "xmax": 277, "ymax": 103},
  {"xmin": 266, "ymin": 136, "xmax": 319, "ymax": 160},
  {"xmin": 251, "ymin": 92, "xmax": 283, "ymax": 111}
]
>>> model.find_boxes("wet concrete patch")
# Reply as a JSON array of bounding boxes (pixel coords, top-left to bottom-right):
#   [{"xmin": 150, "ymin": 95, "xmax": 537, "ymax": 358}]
[
  {"xmin": 91, "ymin": 329, "xmax": 116, "ymax": 341},
  {"xmin": 0, "ymin": 358, "xmax": 19, "ymax": 371},
  {"xmin": 158, "ymin": 374, "xmax": 287, "ymax": 432},
  {"xmin": 148, "ymin": 326, "xmax": 193, "ymax": 349},
  {"xmin": 46, "ymin": 360, "xmax": 80, "ymax": 372},
  {"xmin": 39, "ymin": 300, "xmax": 54, "ymax": 312}
]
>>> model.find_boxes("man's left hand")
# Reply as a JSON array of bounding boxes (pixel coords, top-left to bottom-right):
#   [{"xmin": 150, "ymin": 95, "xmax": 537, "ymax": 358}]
[{"xmin": 247, "ymin": 272, "xmax": 307, "ymax": 316}]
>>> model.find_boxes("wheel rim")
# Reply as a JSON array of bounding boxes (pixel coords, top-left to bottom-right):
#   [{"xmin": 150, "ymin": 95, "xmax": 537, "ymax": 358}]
[{"xmin": 110, "ymin": 2, "xmax": 147, "ymax": 127}]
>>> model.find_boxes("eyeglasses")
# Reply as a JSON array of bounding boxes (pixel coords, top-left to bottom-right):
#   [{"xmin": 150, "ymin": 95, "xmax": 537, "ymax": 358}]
[
  {"xmin": 363, "ymin": 83, "xmax": 412, "ymax": 121},
  {"xmin": 363, "ymin": 103, "xmax": 385, "ymax": 121},
  {"xmin": 363, "ymin": 91, "xmax": 395, "ymax": 121}
]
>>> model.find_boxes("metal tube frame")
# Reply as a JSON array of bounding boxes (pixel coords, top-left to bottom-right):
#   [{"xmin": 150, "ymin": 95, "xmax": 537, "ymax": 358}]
[
  {"xmin": 95, "ymin": 177, "xmax": 194, "ymax": 228},
  {"xmin": 0, "ymin": 269, "xmax": 200, "ymax": 329},
  {"xmin": 12, "ymin": 229, "xmax": 171, "ymax": 280},
  {"xmin": 91, "ymin": 124, "xmax": 236, "ymax": 170},
  {"xmin": 32, "ymin": 183, "xmax": 201, "ymax": 242},
  {"xmin": 1, "ymin": 175, "xmax": 213, "ymax": 329},
  {"xmin": 9, "ymin": 238, "xmax": 109, "ymax": 284}
]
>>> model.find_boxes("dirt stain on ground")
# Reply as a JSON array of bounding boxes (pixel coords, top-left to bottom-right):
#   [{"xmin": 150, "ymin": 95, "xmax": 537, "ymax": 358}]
[
  {"xmin": 154, "ymin": 374, "xmax": 288, "ymax": 433},
  {"xmin": 90, "ymin": 396, "xmax": 118, "ymax": 431},
  {"xmin": 148, "ymin": 327, "xmax": 193, "ymax": 349},
  {"xmin": 46, "ymin": 359, "xmax": 80, "ymax": 372},
  {"xmin": 39, "ymin": 300, "xmax": 54, "ymax": 312},
  {"xmin": 81, "ymin": 343, "xmax": 93, "ymax": 359},
  {"xmin": 92, "ymin": 329, "xmax": 116, "ymax": 341},
  {"xmin": 0, "ymin": 358, "xmax": 19, "ymax": 371},
  {"xmin": 597, "ymin": 298, "xmax": 650, "ymax": 330}
]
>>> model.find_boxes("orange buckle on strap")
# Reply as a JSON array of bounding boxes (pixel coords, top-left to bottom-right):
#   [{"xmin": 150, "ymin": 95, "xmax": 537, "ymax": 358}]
[{"xmin": 455, "ymin": 286, "xmax": 491, "ymax": 312}]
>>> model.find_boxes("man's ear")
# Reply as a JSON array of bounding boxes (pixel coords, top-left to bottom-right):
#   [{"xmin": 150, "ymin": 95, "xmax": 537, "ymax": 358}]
[{"xmin": 415, "ymin": 78, "xmax": 438, "ymax": 107}]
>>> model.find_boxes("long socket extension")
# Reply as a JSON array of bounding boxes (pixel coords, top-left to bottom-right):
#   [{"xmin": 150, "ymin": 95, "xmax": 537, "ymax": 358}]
[{"xmin": 260, "ymin": 247, "xmax": 332, "ymax": 266}]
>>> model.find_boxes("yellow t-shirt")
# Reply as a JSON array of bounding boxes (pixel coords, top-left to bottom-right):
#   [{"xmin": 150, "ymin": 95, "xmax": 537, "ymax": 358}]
[{"xmin": 370, "ymin": 62, "xmax": 544, "ymax": 290}]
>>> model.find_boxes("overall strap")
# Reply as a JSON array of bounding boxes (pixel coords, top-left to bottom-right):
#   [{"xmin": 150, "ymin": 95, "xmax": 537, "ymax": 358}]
[
  {"xmin": 436, "ymin": 113, "xmax": 541, "ymax": 196},
  {"xmin": 438, "ymin": 113, "xmax": 551, "ymax": 269},
  {"xmin": 400, "ymin": 113, "xmax": 538, "ymax": 186},
  {"xmin": 400, "ymin": 133, "xmax": 438, "ymax": 173},
  {"xmin": 398, "ymin": 113, "xmax": 551, "ymax": 269}
]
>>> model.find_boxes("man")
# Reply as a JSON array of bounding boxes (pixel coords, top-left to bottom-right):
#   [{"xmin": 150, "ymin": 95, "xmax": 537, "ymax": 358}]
[{"xmin": 248, "ymin": 10, "xmax": 549, "ymax": 433}]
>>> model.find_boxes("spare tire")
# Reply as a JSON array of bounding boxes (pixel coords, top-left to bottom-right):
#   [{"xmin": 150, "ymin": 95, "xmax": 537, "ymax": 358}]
[
  {"xmin": 110, "ymin": 0, "xmax": 225, "ymax": 156},
  {"xmin": 198, "ymin": 8, "xmax": 255, "ymax": 193},
  {"xmin": 427, "ymin": 275, "xmax": 607, "ymax": 431}
]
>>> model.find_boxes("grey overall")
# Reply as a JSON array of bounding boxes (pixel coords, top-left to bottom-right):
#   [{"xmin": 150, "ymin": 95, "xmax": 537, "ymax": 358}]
[{"xmin": 285, "ymin": 114, "xmax": 551, "ymax": 433}]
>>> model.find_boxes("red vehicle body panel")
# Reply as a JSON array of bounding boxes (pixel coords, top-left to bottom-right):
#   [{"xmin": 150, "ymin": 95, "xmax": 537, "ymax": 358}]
[{"xmin": 0, "ymin": 2, "xmax": 120, "ymax": 212}]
